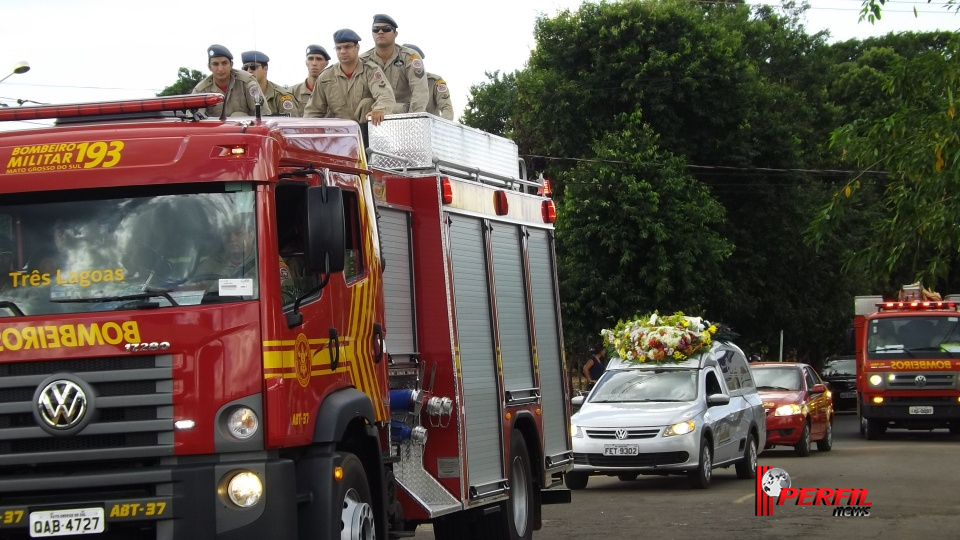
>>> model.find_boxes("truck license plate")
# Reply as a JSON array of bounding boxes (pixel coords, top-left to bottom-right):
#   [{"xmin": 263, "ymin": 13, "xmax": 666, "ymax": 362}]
[
  {"xmin": 840, "ymin": 392, "xmax": 855, "ymax": 398},
  {"xmin": 909, "ymin": 406, "xmax": 934, "ymax": 415},
  {"xmin": 29, "ymin": 508, "xmax": 104, "ymax": 537},
  {"xmin": 603, "ymin": 444, "xmax": 638, "ymax": 456}
]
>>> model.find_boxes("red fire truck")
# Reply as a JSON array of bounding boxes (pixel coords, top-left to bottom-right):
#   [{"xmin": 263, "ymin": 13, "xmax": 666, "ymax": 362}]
[
  {"xmin": 853, "ymin": 284, "xmax": 960, "ymax": 440},
  {"xmin": 0, "ymin": 94, "xmax": 572, "ymax": 539}
]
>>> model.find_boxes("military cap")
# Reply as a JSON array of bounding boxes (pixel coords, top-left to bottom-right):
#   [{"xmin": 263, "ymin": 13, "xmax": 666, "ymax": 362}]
[
  {"xmin": 306, "ymin": 44, "xmax": 331, "ymax": 60},
  {"xmin": 372, "ymin": 14, "xmax": 398, "ymax": 28},
  {"xmin": 207, "ymin": 44, "xmax": 233, "ymax": 60},
  {"xmin": 241, "ymin": 50, "xmax": 270, "ymax": 65},
  {"xmin": 403, "ymin": 43, "xmax": 425, "ymax": 59},
  {"xmin": 333, "ymin": 29, "xmax": 362, "ymax": 44}
]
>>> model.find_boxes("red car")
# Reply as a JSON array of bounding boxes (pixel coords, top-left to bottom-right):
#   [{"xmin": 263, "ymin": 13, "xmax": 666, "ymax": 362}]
[{"xmin": 750, "ymin": 362, "xmax": 834, "ymax": 456}]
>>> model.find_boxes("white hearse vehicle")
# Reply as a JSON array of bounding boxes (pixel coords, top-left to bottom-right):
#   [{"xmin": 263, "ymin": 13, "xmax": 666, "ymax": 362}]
[{"xmin": 568, "ymin": 340, "xmax": 766, "ymax": 489}]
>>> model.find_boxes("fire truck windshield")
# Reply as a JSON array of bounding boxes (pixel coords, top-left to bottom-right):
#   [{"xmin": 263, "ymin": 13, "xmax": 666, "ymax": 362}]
[
  {"xmin": 0, "ymin": 186, "xmax": 258, "ymax": 317},
  {"xmin": 866, "ymin": 316, "xmax": 960, "ymax": 358}
]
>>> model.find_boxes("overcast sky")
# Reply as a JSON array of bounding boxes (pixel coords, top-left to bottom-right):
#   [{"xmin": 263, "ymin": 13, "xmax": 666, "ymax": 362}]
[{"xmin": 0, "ymin": 0, "xmax": 955, "ymax": 124}]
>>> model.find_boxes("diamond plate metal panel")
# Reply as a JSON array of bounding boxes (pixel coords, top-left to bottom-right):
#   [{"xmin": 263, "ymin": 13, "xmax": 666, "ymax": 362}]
[
  {"xmin": 369, "ymin": 113, "xmax": 520, "ymax": 180},
  {"xmin": 394, "ymin": 440, "xmax": 462, "ymax": 516}
]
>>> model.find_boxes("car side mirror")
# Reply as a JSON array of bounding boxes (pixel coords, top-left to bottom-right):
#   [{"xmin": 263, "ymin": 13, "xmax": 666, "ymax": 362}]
[
  {"xmin": 707, "ymin": 393, "xmax": 730, "ymax": 406},
  {"xmin": 811, "ymin": 383, "xmax": 827, "ymax": 394},
  {"xmin": 571, "ymin": 395, "xmax": 584, "ymax": 406}
]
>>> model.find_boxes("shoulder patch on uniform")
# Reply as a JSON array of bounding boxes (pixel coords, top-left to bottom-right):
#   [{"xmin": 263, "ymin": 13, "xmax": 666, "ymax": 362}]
[
  {"xmin": 249, "ymin": 86, "xmax": 261, "ymax": 98},
  {"xmin": 373, "ymin": 69, "xmax": 384, "ymax": 82},
  {"xmin": 407, "ymin": 53, "xmax": 422, "ymax": 61},
  {"xmin": 437, "ymin": 83, "xmax": 448, "ymax": 93},
  {"xmin": 412, "ymin": 59, "xmax": 423, "ymax": 70},
  {"xmin": 280, "ymin": 95, "xmax": 295, "ymax": 110}
]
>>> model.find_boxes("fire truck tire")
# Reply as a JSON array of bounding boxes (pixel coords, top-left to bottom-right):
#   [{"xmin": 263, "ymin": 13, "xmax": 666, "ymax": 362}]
[
  {"xmin": 950, "ymin": 424, "xmax": 960, "ymax": 435},
  {"xmin": 864, "ymin": 417, "xmax": 885, "ymax": 440},
  {"xmin": 336, "ymin": 452, "xmax": 376, "ymax": 540},
  {"xmin": 501, "ymin": 430, "xmax": 534, "ymax": 540},
  {"xmin": 564, "ymin": 472, "xmax": 588, "ymax": 490},
  {"xmin": 794, "ymin": 423, "xmax": 811, "ymax": 457}
]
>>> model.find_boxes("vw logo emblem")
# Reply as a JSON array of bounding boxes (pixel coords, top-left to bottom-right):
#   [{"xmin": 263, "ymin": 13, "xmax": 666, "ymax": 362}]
[
  {"xmin": 37, "ymin": 380, "xmax": 87, "ymax": 430},
  {"xmin": 615, "ymin": 428, "xmax": 628, "ymax": 440},
  {"xmin": 915, "ymin": 375, "xmax": 927, "ymax": 387}
]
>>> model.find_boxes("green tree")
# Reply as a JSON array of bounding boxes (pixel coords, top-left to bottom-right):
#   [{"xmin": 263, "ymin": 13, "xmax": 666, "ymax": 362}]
[
  {"xmin": 809, "ymin": 4, "xmax": 960, "ymax": 290},
  {"xmin": 157, "ymin": 67, "xmax": 204, "ymax": 97},
  {"xmin": 556, "ymin": 111, "xmax": 733, "ymax": 352}
]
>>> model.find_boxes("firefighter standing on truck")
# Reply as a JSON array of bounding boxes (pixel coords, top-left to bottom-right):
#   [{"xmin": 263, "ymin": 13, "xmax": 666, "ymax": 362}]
[
  {"xmin": 401, "ymin": 44, "xmax": 454, "ymax": 120},
  {"xmin": 192, "ymin": 44, "xmax": 271, "ymax": 117},
  {"xmin": 361, "ymin": 14, "xmax": 429, "ymax": 114},
  {"xmin": 290, "ymin": 44, "xmax": 331, "ymax": 117},
  {"xmin": 241, "ymin": 50, "xmax": 297, "ymax": 116},
  {"xmin": 303, "ymin": 29, "xmax": 395, "ymax": 126}
]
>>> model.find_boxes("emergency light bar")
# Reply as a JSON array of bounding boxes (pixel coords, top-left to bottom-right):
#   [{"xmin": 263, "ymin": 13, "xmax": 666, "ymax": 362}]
[
  {"xmin": 878, "ymin": 300, "xmax": 958, "ymax": 311},
  {"xmin": 0, "ymin": 94, "xmax": 224, "ymax": 122}
]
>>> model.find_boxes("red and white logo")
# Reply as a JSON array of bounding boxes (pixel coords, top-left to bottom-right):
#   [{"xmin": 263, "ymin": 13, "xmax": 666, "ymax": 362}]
[{"xmin": 756, "ymin": 466, "xmax": 872, "ymax": 517}]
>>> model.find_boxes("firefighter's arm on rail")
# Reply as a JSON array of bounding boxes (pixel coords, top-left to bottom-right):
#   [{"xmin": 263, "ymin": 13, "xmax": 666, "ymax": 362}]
[{"xmin": 365, "ymin": 63, "xmax": 396, "ymax": 126}]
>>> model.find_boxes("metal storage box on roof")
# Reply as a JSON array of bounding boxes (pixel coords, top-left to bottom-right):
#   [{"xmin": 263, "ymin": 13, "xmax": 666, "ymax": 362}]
[{"xmin": 368, "ymin": 113, "xmax": 520, "ymax": 181}]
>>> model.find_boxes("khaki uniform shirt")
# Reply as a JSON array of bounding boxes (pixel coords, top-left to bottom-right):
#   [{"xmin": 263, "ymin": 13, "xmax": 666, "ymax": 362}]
[
  {"xmin": 289, "ymin": 78, "xmax": 316, "ymax": 117},
  {"xmin": 360, "ymin": 45, "xmax": 428, "ymax": 114},
  {"xmin": 303, "ymin": 61, "xmax": 396, "ymax": 123},
  {"xmin": 427, "ymin": 73, "xmax": 454, "ymax": 121},
  {"xmin": 264, "ymin": 80, "xmax": 296, "ymax": 116},
  {"xmin": 193, "ymin": 69, "xmax": 272, "ymax": 117}
]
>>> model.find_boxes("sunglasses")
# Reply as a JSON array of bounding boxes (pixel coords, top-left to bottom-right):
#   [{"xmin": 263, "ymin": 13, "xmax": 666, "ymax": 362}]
[
  {"xmin": 242, "ymin": 64, "xmax": 260, "ymax": 71},
  {"xmin": 372, "ymin": 25, "xmax": 394, "ymax": 33}
]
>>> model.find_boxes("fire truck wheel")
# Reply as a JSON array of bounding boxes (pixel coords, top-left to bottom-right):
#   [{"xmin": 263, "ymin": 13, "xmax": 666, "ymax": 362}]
[
  {"xmin": 794, "ymin": 423, "xmax": 811, "ymax": 457},
  {"xmin": 564, "ymin": 472, "xmax": 588, "ymax": 490},
  {"xmin": 950, "ymin": 424, "xmax": 960, "ymax": 435},
  {"xmin": 502, "ymin": 430, "xmax": 534, "ymax": 540},
  {"xmin": 864, "ymin": 417, "xmax": 885, "ymax": 440},
  {"xmin": 336, "ymin": 452, "xmax": 376, "ymax": 540}
]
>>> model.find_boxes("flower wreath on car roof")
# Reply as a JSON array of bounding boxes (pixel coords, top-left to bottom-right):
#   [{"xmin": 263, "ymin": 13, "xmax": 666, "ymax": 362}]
[{"xmin": 600, "ymin": 311, "xmax": 736, "ymax": 364}]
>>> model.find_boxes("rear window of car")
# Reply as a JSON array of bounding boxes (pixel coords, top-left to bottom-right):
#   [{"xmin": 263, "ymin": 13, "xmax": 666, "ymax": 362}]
[
  {"xmin": 822, "ymin": 358, "xmax": 855, "ymax": 377},
  {"xmin": 752, "ymin": 367, "xmax": 801, "ymax": 391}
]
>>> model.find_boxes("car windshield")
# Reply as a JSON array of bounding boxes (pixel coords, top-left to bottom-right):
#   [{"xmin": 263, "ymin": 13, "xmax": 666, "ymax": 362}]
[
  {"xmin": 590, "ymin": 369, "xmax": 697, "ymax": 403},
  {"xmin": 1, "ymin": 185, "xmax": 258, "ymax": 316},
  {"xmin": 752, "ymin": 368, "xmax": 801, "ymax": 391},
  {"xmin": 822, "ymin": 358, "xmax": 855, "ymax": 377},
  {"xmin": 866, "ymin": 316, "xmax": 960, "ymax": 358}
]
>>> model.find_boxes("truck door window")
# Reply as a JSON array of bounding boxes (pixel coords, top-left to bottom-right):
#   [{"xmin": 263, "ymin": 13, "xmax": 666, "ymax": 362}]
[
  {"xmin": 275, "ymin": 182, "xmax": 320, "ymax": 305},
  {"xmin": 342, "ymin": 189, "xmax": 365, "ymax": 281}
]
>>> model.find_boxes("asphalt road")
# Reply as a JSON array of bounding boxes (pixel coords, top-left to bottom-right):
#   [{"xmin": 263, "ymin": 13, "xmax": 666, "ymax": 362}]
[{"xmin": 413, "ymin": 413, "xmax": 960, "ymax": 539}]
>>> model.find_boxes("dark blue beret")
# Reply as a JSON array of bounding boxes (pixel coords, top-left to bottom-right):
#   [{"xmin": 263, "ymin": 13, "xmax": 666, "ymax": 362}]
[
  {"xmin": 373, "ymin": 14, "xmax": 398, "ymax": 28},
  {"xmin": 207, "ymin": 44, "xmax": 233, "ymax": 61},
  {"xmin": 402, "ymin": 43, "xmax": 424, "ymax": 59},
  {"xmin": 305, "ymin": 44, "xmax": 330, "ymax": 60},
  {"xmin": 333, "ymin": 29, "xmax": 362, "ymax": 44},
  {"xmin": 241, "ymin": 50, "xmax": 269, "ymax": 65}
]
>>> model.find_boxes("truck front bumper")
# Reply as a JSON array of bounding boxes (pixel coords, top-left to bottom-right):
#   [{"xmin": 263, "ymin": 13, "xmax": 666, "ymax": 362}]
[{"xmin": 862, "ymin": 398, "xmax": 960, "ymax": 429}]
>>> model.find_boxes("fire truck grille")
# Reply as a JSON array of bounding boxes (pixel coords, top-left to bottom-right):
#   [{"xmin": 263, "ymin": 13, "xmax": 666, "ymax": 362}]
[
  {"xmin": 886, "ymin": 372, "xmax": 956, "ymax": 390},
  {"xmin": 0, "ymin": 355, "xmax": 174, "ymax": 467}
]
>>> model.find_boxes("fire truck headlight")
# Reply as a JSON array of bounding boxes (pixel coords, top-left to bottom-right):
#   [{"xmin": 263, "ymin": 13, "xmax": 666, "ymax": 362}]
[
  {"xmin": 774, "ymin": 404, "xmax": 802, "ymax": 416},
  {"xmin": 868, "ymin": 374, "xmax": 883, "ymax": 388},
  {"xmin": 226, "ymin": 471, "xmax": 263, "ymax": 508},
  {"xmin": 227, "ymin": 407, "xmax": 260, "ymax": 440}
]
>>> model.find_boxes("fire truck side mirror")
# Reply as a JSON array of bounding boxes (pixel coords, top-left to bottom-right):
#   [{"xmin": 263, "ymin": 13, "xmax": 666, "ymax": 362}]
[{"xmin": 304, "ymin": 185, "xmax": 346, "ymax": 274}]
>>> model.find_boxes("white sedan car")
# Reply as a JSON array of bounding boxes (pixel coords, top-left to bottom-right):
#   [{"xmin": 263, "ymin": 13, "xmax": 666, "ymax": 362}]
[{"xmin": 567, "ymin": 341, "xmax": 765, "ymax": 489}]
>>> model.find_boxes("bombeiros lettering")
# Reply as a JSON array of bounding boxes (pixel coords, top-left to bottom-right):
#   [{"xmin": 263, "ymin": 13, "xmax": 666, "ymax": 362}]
[
  {"xmin": 5, "ymin": 140, "xmax": 124, "ymax": 174},
  {"xmin": 0, "ymin": 321, "xmax": 141, "ymax": 351}
]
